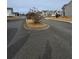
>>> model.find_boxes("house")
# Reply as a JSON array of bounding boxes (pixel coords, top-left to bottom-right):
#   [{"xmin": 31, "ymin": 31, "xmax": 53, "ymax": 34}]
[
  {"xmin": 62, "ymin": 1, "xmax": 72, "ymax": 16},
  {"xmin": 50, "ymin": 11, "xmax": 56, "ymax": 16},
  {"xmin": 7, "ymin": 8, "xmax": 20, "ymax": 16},
  {"xmin": 13, "ymin": 12, "xmax": 19, "ymax": 16},
  {"xmin": 19, "ymin": 13, "xmax": 26, "ymax": 16},
  {"xmin": 40, "ymin": 10, "xmax": 47, "ymax": 17},
  {"xmin": 7, "ymin": 8, "xmax": 15, "ymax": 16},
  {"xmin": 40, "ymin": 10, "xmax": 56, "ymax": 17}
]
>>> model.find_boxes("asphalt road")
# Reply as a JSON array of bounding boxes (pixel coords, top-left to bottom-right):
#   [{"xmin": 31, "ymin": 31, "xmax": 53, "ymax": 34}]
[{"xmin": 7, "ymin": 18, "xmax": 72, "ymax": 59}]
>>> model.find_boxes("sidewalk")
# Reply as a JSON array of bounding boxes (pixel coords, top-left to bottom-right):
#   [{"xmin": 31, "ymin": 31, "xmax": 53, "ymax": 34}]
[
  {"xmin": 45, "ymin": 16, "xmax": 72, "ymax": 23},
  {"xmin": 7, "ymin": 16, "xmax": 26, "ymax": 20}
]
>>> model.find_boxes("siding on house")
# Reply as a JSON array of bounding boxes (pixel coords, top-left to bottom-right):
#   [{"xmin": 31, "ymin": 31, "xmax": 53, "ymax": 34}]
[
  {"xmin": 7, "ymin": 8, "xmax": 15, "ymax": 16},
  {"xmin": 62, "ymin": 1, "xmax": 72, "ymax": 16},
  {"xmin": 41, "ymin": 10, "xmax": 56, "ymax": 17}
]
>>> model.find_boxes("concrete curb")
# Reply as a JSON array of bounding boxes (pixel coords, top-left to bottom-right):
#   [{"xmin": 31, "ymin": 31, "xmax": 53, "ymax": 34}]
[{"xmin": 24, "ymin": 23, "xmax": 49, "ymax": 31}]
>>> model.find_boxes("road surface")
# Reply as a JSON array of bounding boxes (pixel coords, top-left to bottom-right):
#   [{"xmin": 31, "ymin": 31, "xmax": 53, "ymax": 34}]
[{"xmin": 7, "ymin": 18, "xmax": 72, "ymax": 59}]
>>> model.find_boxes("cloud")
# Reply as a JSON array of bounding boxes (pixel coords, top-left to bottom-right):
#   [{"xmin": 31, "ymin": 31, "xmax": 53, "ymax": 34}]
[{"xmin": 7, "ymin": 0, "xmax": 71, "ymax": 13}]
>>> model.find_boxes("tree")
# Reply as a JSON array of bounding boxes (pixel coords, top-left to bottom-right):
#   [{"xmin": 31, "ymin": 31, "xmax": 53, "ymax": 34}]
[{"xmin": 26, "ymin": 8, "xmax": 43, "ymax": 24}]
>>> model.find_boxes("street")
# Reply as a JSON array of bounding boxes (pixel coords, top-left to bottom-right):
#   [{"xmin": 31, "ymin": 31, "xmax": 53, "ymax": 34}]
[{"xmin": 7, "ymin": 18, "xmax": 72, "ymax": 59}]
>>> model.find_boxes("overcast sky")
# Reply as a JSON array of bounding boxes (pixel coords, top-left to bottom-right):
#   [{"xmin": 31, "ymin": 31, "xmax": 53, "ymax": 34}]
[{"xmin": 7, "ymin": 0, "xmax": 71, "ymax": 13}]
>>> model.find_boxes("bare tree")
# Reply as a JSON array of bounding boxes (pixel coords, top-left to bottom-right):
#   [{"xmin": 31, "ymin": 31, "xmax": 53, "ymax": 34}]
[{"xmin": 26, "ymin": 8, "xmax": 43, "ymax": 23}]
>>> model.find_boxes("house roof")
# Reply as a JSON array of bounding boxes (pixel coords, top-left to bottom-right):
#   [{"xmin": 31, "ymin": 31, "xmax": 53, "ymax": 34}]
[
  {"xmin": 7, "ymin": 7, "xmax": 20, "ymax": 15},
  {"xmin": 7, "ymin": 8, "xmax": 13, "ymax": 10},
  {"xmin": 62, "ymin": 1, "xmax": 72, "ymax": 9}
]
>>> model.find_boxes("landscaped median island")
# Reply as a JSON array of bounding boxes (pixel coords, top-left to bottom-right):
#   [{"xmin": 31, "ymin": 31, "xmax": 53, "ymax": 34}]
[
  {"xmin": 24, "ymin": 19, "xmax": 49, "ymax": 30},
  {"xmin": 24, "ymin": 11, "xmax": 49, "ymax": 30}
]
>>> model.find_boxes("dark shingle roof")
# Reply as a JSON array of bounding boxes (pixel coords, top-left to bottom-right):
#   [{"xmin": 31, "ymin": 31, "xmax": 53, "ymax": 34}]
[
  {"xmin": 7, "ymin": 8, "xmax": 13, "ymax": 10},
  {"xmin": 62, "ymin": 1, "xmax": 72, "ymax": 9}
]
